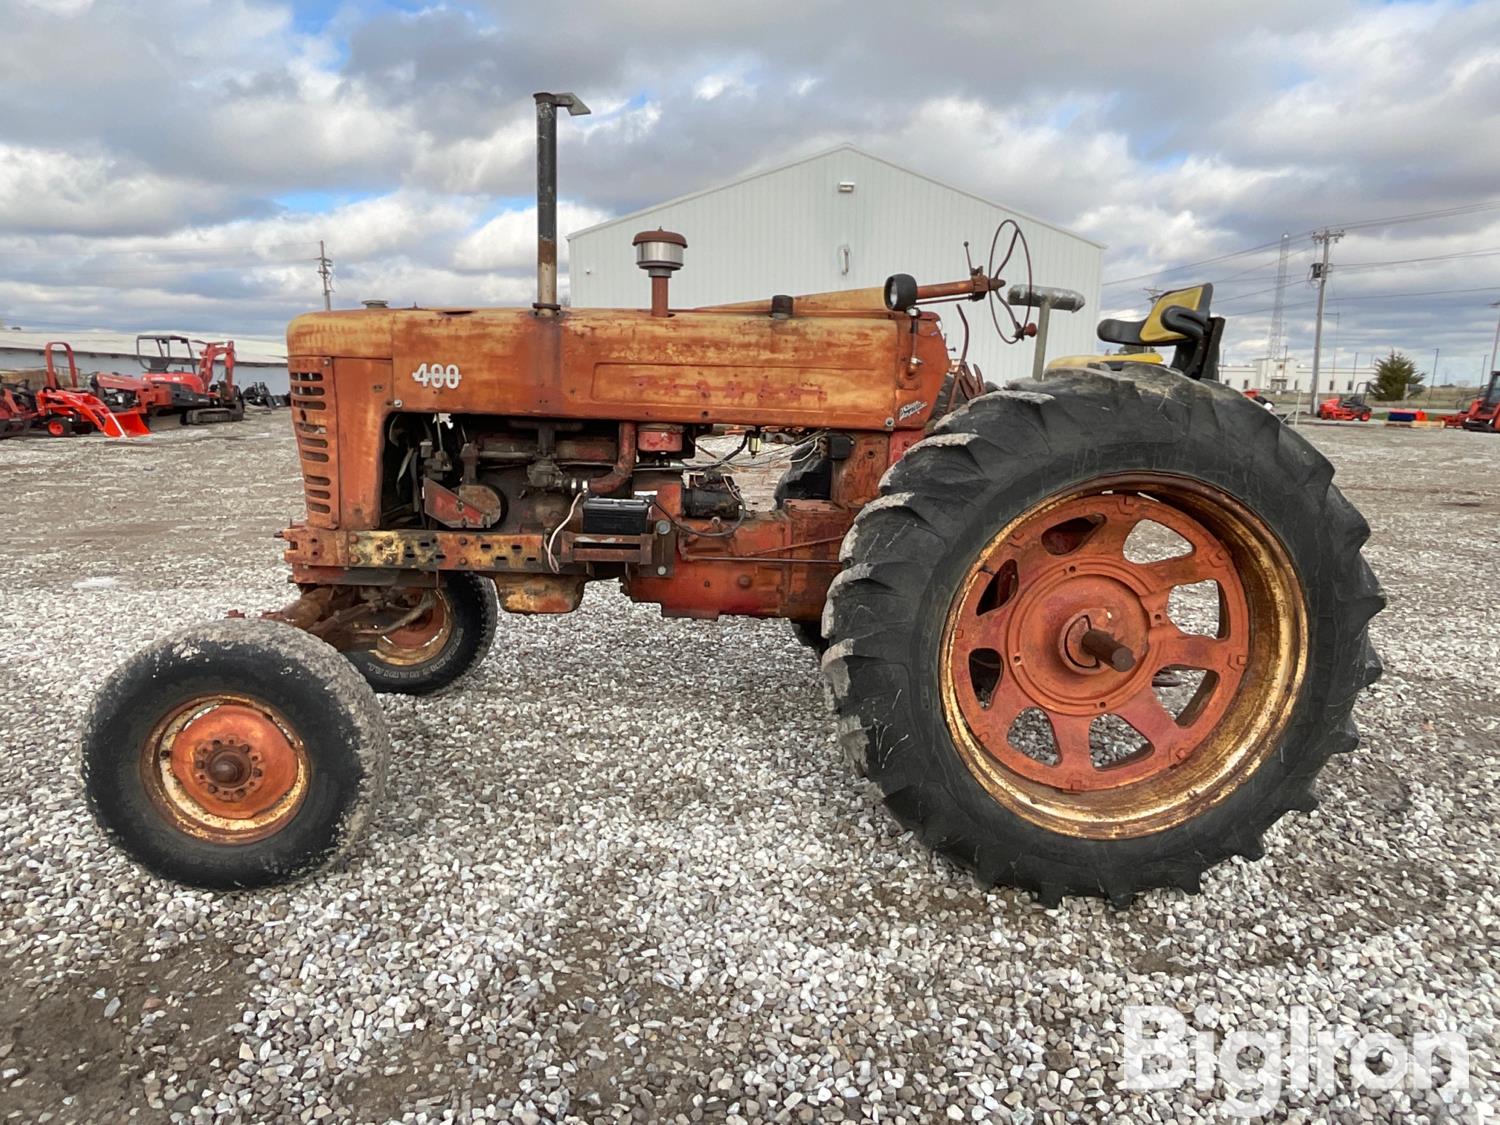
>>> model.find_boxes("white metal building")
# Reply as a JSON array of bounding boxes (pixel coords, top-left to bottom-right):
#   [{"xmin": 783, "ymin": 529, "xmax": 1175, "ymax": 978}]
[
  {"xmin": 1220, "ymin": 356, "xmax": 1376, "ymax": 395},
  {"xmin": 568, "ymin": 146, "xmax": 1104, "ymax": 384}
]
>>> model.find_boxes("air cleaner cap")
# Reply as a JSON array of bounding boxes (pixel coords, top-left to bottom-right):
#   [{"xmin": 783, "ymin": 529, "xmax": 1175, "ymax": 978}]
[{"xmin": 634, "ymin": 228, "xmax": 687, "ymax": 274}]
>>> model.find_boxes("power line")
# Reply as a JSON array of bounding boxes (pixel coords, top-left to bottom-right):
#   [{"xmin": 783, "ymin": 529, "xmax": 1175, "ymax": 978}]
[
  {"xmin": 1102, "ymin": 197, "xmax": 1500, "ymax": 288},
  {"xmin": 1212, "ymin": 254, "xmax": 1290, "ymax": 285},
  {"xmin": 1221, "ymin": 281, "xmax": 1302, "ymax": 305},
  {"xmin": 1228, "ymin": 284, "xmax": 1500, "ymax": 319},
  {"xmin": 1101, "ymin": 237, "xmax": 1290, "ymax": 287},
  {"xmin": 1214, "ymin": 245, "xmax": 1500, "ymax": 307},
  {"xmin": 1338, "ymin": 198, "xmax": 1500, "ymax": 232},
  {"xmin": 1335, "ymin": 245, "xmax": 1500, "ymax": 271},
  {"xmin": 1329, "ymin": 284, "xmax": 1500, "ymax": 302}
]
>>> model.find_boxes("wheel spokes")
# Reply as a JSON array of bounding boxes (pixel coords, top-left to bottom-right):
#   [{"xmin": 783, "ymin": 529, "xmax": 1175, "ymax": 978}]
[
  {"xmin": 1135, "ymin": 552, "xmax": 1217, "ymax": 593},
  {"xmin": 944, "ymin": 485, "xmax": 1274, "ymax": 799},
  {"xmin": 1113, "ymin": 691, "xmax": 1182, "ymax": 752},
  {"xmin": 1076, "ymin": 507, "xmax": 1140, "ymax": 556},
  {"xmin": 1151, "ymin": 626, "xmax": 1237, "ymax": 674},
  {"xmin": 948, "ymin": 597, "xmax": 1019, "ymax": 666},
  {"xmin": 1046, "ymin": 713, "xmax": 1096, "ymax": 789},
  {"xmin": 957, "ymin": 674, "xmax": 1029, "ymax": 747}
]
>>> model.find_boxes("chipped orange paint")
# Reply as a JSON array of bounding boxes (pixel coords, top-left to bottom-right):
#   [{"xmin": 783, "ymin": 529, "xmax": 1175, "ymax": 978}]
[{"xmin": 280, "ymin": 285, "xmax": 958, "ymax": 624}]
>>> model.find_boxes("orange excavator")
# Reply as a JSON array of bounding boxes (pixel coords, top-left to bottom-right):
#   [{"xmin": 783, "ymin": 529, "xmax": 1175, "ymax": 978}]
[{"xmin": 93, "ymin": 334, "xmax": 245, "ymax": 426}]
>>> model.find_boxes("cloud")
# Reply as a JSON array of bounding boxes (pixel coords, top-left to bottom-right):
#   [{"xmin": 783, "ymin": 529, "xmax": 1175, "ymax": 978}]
[
  {"xmin": 0, "ymin": 0, "xmax": 1496, "ymax": 380},
  {"xmin": 0, "ymin": 143, "xmax": 258, "ymax": 235},
  {"xmin": 454, "ymin": 203, "xmax": 611, "ymax": 272}
]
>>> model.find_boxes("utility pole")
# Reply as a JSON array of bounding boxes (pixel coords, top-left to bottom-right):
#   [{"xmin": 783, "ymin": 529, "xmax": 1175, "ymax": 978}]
[
  {"xmin": 316, "ymin": 240, "xmax": 334, "ymax": 311},
  {"xmin": 1487, "ymin": 299, "xmax": 1500, "ymax": 377},
  {"xmin": 1432, "ymin": 347, "xmax": 1440, "ymax": 391},
  {"xmin": 1309, "ymin": 228, "xmax": 1344, "ymax": 406}
]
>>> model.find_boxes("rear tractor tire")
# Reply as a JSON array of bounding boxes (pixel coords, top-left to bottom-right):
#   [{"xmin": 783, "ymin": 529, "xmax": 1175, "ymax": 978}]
[
  {"xmin": 82, "ymin": 619, "xmax": 389, "ymax": 889},
  {"xmin": 824, "ymin": 369, "xmax": 1384, "ymax": 905},
  {"xmin": 345, "ymin": 572, "xmax": 498, "ymax": 695}
]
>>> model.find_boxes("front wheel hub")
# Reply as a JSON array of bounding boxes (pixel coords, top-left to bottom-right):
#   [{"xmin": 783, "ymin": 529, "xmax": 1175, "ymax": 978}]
[{"xmin": 144, "ymin": 696, "xmax": 309, "ymax": 843}]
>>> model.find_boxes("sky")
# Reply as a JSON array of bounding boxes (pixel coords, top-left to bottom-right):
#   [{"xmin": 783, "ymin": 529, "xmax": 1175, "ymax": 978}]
[{"xmin": 3, "ymin": 0, "xmax": 1499, "ymax": 386}]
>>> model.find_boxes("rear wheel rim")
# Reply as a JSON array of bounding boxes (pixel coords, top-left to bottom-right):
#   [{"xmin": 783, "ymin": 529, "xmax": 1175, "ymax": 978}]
[
  {"xmin": 142, "ymin": 694, "xmax": 309, "ymax": 844},
  {"xmin": 940, "ymin": 473, "xmax": 1306, "ymax": 839},
  {"xmin": 372, "ymin": 590, "xmax": 453, "ymax": 667}
]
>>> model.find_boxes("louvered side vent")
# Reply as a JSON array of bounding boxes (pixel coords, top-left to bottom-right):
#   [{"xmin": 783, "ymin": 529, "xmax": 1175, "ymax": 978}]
[{"xmin": 289, "ymin": 359, "xmax": 339, "ymax": 528}]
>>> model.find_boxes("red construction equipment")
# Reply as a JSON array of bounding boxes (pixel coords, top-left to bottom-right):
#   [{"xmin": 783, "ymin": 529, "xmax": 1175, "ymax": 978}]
[
  {"xmin": 36, "ymin": 342, "xmax": 149, "ymax": 438},
  {"xmin": 94, "ymin": 335, "xmax": 245, "ymax": 426},
  {"xmin": 1442, "ymin": 371, "xmax": 1500, "ymax": 430},
  {"xmin": 0, "ymin": 377, "xmax": 40, "ymax": 438},
  {"xmin": 1316, "ymin": 394, "xmax": 1373, "ymax": 421}
]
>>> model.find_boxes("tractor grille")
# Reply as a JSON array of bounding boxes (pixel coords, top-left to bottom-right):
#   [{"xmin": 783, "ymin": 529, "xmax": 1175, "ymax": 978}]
[{"xmin": 289, "ymin": 359, "xmax": 339, "ymax": 528}]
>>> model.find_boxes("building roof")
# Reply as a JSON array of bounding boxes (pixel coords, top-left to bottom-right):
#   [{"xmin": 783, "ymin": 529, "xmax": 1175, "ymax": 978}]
[
  {"xmin": 567, "ymin": 143, "xmax": 1106, "ymax": 250},
  {"xmin": 0, "ymin": 328, "xmax": 287, "ymax": 367}
]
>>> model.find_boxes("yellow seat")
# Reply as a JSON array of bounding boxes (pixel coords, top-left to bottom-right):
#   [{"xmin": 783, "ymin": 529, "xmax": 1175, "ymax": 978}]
[{"xmin": 1047, "ymin": 285, "xmax": 1220, "ymax": 380}]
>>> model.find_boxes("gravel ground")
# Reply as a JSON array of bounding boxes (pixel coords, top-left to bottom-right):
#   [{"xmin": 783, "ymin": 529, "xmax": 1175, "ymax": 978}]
[{"xmin": 0, "ymin": 411, "xmax": 1495, "ymax": 1124}]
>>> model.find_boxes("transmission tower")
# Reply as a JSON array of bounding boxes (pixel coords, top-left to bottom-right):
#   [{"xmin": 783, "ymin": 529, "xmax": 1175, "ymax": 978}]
[
  {"xmin": 1266, "ymin": 233, "xmax": 1291, "ymax": 370},
  {"xmin": 316, "ymin": 240, "xmax": 334, "ymax": 311}
]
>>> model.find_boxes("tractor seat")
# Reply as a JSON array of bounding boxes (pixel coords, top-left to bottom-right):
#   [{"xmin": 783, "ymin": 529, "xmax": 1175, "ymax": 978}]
[
  {"xmin": 1096, "ymin": 284, "xmax": 1214, "ymax": 347},
  {"xmin": 1043, "ymin": 283, "xmax": 1223, "ymax": 383}
]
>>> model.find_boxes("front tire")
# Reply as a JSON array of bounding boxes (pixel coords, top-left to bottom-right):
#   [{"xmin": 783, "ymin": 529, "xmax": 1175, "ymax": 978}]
[
  {"xmin": 346, "ymin": 573, "xmax": 498, "ymax": 695},
  {"xmin": 82, "ymin": 619, "xmax": 389, "ymax": 889},
  {"xmin": 824, "ymin": 370, "xmax": 1384, "ymax": 905}
]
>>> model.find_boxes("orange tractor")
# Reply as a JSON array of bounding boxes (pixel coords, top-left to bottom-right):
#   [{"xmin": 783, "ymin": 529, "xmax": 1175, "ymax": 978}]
[
  {"xmin": 93, "ymin": 335, "xmax": 245, "ymax": 426},
  {"xmin": 21, "ymin": 342, "xmax": 151, "ymax": 438},
  {"xmin": 1443, "ymin": 371, "xmax": 1500, "ymax": 430},
  {"xmin": 0, "ymin": 379, "xmax": 38, "ymax": 437},
  {"xmin": 84, "ymin": 94, "xmax": 1383, "ymax": 906}
]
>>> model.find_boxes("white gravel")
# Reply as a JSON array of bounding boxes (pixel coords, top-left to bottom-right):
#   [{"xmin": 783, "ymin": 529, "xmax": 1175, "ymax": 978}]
[{"xmin": 0, "ymin": 413, "xmax": 1495, "ymax": 1123}]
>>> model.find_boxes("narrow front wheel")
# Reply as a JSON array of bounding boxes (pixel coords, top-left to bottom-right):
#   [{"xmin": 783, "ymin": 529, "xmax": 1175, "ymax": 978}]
[
  {"xmin": 82, "ymin": 619, "xmax": 389, "ymax": 889},
  {"xmin": 345, "ymin": 572, "xmax": 498, "ymax": 695}
]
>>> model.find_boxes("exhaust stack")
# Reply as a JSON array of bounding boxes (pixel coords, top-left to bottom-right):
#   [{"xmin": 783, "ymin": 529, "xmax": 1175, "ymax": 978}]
[{"xmin": 533, "ymin": 91, "xmax": 591, "ymax": 316}]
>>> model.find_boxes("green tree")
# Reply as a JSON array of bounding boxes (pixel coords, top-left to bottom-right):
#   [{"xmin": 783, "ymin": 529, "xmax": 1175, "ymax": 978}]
[{"xmin": 1369, "ymin": 350, "xmax": 1425, "ymax": 401}]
